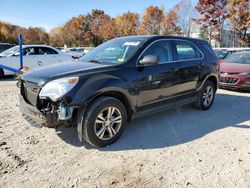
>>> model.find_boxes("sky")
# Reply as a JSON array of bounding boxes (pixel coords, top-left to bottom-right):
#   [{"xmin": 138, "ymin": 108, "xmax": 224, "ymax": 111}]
[{"xmin": 0, "ymin": 0, "xmax": 196, "ymax": 32}]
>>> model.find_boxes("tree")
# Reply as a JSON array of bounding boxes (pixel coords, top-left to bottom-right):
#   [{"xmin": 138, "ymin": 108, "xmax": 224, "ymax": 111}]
[
  {"xmin": 0, "ymin": 22, "xmax": 18, "ymax": 43},
  {"xmin": 85, "ymin": 9, "xmax": 117, "ymax": 46},
  {"xmin": 195, "ymin": 0, "xmax": 229, "ymax": 47},
  {"xmin": 176, "ymin": 0, "xmax": 198, "ymax": 37},
  {"xmin": 90, "ymin": 10, "xmax": 117, "ymax": 42},
  {"xmin": 199, "ymin": 28, "xmax": 209, "ymax": 40},
  {"xmin": 114, "ymin": 12, "xmax": 139, "ymax": 36},
  {"xmin": 161, "ymin": 5, "xmax": 181, "ymax": 35},
  {"xmin": 0, "ymin": 21, "xmax": 50, "ymax": 45},
  {"xmin": 49, "ymin": 27, "xmax": 65, "ymax": 46},
  {"xmin": 138, "ymin": 6, "xmax": 164, "ymax": 35},
  {"xmin": 229, "ymin": 0, "xmax": 250, "ymax": 47},
  {"xmin": 22, "ymin": 27, "xmax": 49, "ymax": 44},
  {"xmin": 63, "ymin": 15, "xmax": 87, "ymax": 46}
]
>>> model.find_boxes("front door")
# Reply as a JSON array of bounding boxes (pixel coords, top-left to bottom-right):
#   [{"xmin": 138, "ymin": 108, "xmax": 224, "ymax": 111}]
[{"xmin": 134, "ymin": 40, "xmax": 179, "ymax": 110}]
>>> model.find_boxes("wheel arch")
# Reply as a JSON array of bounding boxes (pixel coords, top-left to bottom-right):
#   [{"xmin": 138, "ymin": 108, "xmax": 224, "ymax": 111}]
[
  {"xmin": 206, "ymin": 75, "xmax": 218, "ymax": 91},
  {"xmin": 198, "ymin": 73, "xmax": 218, "ymax": 92},
  {"xmin": 85, "ymin": 90, "xmax": 133, "ymax": 122}
]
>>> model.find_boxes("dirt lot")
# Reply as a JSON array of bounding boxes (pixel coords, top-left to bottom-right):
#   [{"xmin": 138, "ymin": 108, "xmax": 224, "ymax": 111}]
[{"xmin": 0, "ymin": 79, "xmax": 249, "ymax": 188}]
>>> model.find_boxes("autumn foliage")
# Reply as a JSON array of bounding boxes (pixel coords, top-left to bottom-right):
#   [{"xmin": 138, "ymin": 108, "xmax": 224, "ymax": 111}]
[
  {"xmin": 229, "ymin": 0, "xmax": 250, "ymax": 45},
  {"xmin": 195, "ymin": 0, "xmax": 249, "ymax": 46},
  {"xmin": 0, "ymin": 0, "xmax": 249, "ymax": 47}
]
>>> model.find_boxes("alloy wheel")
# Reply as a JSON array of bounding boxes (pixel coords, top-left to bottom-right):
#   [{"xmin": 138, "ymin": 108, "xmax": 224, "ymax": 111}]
[
  {"xmin": 94, "ymin": 107, "xmax": 122, "ymax": 140},
  {"xmin": 202, "ymin": 85, "xmax": 214, "ymax": 107}
]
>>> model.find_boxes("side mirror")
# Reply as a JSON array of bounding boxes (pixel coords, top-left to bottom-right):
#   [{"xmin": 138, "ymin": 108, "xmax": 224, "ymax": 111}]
[{"xmin": 139, "ymin": 55, "xmax": 159, "ymax": 65}]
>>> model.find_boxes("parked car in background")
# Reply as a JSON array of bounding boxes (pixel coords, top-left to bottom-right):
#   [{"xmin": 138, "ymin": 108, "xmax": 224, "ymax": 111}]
[
  {"xmin": 19, "ymin": 35, "xmax": 219, "ymax": 147},
  {"xmin": 0, "ymin": 45, "xmax": 73, "ymax": 76},
  {"xmin": 214, "ymin": 48, "xmax": 228, "ymax": 60},
  {"xmin": 66, "ymin": 47, "xmax": 85, "ymax": 59},
  {"xmin": 0, "ymin": 43, "xmax": 15, "ymax": 53},
  {"xmin": 214, "ymin": 48, "xmax": 250, "ymax": 60},
  {"xmin": 219, "ymin": 51, "xmax": 250, "ymax": 90}
]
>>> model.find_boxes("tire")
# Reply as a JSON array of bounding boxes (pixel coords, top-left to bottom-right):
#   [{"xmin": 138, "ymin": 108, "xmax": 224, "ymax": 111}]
[
  {"xmin": 77, "ymin": 97, "xmax": 127, "ymax": 147},
  {"xmin": 192, "ymin": 80, "xmax": 215, "ymax": 111},
  {"xmin": 0, "ymin": 69, "xmax": 4, "ymax": 77}
]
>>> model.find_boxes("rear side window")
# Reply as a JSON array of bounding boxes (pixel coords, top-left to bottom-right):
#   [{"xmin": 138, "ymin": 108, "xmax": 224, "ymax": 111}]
[
  {"xmin": 175, "ymin": 41, "xmax": 202, "ymax": 60},
  {"xmin": 200, "ymin": 42, "xmax": 217, "ymax": 57},
  {"xmin": 23, "ymin": 47, "xmax": 36, "ymax": 56},
  {"xmin": 142, "ymin": 40, "xmax": 173, "ymax": 64},
  {"xmin": 37, "ymin": 47, "xmax": 58, "ymax": 55}
]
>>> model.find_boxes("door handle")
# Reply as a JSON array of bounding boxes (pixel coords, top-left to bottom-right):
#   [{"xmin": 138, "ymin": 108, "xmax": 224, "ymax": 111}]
[
  {"xmin": 170, "ymin": 67, "xmax": 178, "ymax": 72},
  {"xmin": 152, "ymin": 81, "xmax": 161, "ymax": 85},
  {"xmin": 199, "ymin": 63, "xmax": 205, "ymax": 67},
  {"xmin": 38, "ymin": 61, "xmax": 43, "ymax": 66}
]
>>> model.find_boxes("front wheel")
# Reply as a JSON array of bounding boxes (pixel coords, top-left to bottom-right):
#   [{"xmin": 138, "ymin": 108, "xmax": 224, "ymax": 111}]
[
  {"xmin": 77, "ymin": 97, "xmax": 127, "ymax": 147},
  {"xmin": 193, "ymin": 80, "xmax": 215, "ymax": 110}
]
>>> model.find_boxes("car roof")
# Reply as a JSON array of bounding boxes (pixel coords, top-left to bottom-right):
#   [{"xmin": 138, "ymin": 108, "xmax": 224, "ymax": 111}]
[
  {"xmin": 115, "ymin": 35, "xmax": 207, "ymax": 43},
  {"xmin": 12, "ymin": 45, "xmax": 59, "ymax": 50},
  {"xmin": 21, "ymin": 45, "xmax": 57, "ymax": 48}
]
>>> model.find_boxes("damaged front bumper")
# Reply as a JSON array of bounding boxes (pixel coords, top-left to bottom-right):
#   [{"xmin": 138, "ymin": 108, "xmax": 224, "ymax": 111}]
[
  {"xmin": 19, "ymin": 94, "xmax": 48, "ymax": 127},
  {"xmin": 19, "ymin": 95, "xmax": 78, "ymax": 128}
]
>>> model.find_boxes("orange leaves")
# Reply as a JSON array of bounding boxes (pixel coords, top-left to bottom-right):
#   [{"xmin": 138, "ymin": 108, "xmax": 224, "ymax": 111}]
[
  {"xmin": 229, "ymin": 0, "xmax": 250, "ymax": 40},
  {"xmin": 161, "ymin": 5, "xmax": 181, "ymax": 35},
  {"xmin": 0, "ymin": 21, "xmax": 49, "ymax": 45},
  {"xmin": 115, "ymin": 12, "xmax": 139, "ymax": 36},
  {"xmin": 194, "ymin": 0, "xmax": 229, "ymax": 44},
  {"xmin": 138, "ymin": 6, "xmax": 164, "ymax": 35}
]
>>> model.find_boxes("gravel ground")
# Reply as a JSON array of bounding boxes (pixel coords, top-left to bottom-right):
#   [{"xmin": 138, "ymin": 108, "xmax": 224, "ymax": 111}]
[{"xmin": 0, "ymin": 79, "xmax": 249, "ymax": 188}]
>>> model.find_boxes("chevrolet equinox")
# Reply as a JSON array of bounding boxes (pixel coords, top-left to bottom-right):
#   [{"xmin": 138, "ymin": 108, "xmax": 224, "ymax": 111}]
[{"xmin": 20, "ymin": 35, "xmax": 219, "ymax": 147}]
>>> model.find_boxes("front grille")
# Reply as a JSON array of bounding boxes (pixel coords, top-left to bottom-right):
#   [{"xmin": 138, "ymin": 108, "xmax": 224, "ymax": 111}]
[
  {"xmin": 219, "ymin": 77, "xmax": 239, "ymax": 84},
  {"xmin": 21, "ymin": 80, "xmax": 41, "ymax": 106}
]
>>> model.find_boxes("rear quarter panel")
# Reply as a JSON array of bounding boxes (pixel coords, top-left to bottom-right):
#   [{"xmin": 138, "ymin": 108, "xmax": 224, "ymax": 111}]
[{"xmin": 195, "ymin": 41, "xmax": 219, "ymax": 89}]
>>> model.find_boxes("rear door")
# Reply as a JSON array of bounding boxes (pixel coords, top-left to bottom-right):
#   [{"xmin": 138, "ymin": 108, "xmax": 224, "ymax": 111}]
[
  {"xmin": 22, "ymin": 47, "xmax": 40, "ymax": 69},
  {"xmin": 173, "ymin": 40, "xmax": 203, "ymax": 94},
  {"xmin": 35, "ymin": 47, "xmax": 61, "ymax": 67},
  {"xmin": 135, "ymin": 40, "xmax": 179, "ymax": 109}
]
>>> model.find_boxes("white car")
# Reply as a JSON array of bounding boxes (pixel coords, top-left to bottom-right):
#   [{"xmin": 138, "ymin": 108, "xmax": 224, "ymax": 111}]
[
  {"xmin": 0, "ymin": 45, "xmax": 73, "ymax": 76},
  {"xmin": 66, "ymin": 47, "xmax": 85, "ymax": 59}
]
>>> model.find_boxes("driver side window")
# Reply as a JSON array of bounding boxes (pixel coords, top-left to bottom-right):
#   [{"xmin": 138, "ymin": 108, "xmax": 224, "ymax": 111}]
[
  {"xmin": 23, "ymin": 47, "xmax": 36, "ymax": 56},
  {"xmin": 142, "ymin": 40, "xmax": 173, "ymax": 64}
]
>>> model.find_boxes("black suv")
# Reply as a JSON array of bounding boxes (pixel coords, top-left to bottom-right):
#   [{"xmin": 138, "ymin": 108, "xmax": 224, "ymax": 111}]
[{"xmin": 20, "ymin": 35, "xmax": 219, "ymax": 147}]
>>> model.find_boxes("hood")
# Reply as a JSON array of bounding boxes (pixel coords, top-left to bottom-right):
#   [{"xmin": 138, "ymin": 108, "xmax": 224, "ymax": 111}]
[
  {"xmin": 22, "ymin": 60, "xmax": 110, "ymax": 85},
  {"xmin": 220, "ymin": 63, "xmax": 250, "ymax": 73}
]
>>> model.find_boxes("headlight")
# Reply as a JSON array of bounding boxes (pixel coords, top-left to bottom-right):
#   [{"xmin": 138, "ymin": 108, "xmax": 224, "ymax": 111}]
[
  {"xmin": 39, "ymin": 77, "xmax": 79, "ymax": 102},
  {"xmin": 239, "ymin": 72, "xmax": 250, "ymax": 76}
]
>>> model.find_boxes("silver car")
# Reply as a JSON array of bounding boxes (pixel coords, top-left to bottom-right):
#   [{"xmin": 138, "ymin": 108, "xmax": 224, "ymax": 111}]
[{"xmin": 0, "ymin": 45, "xmax": 73, "ymax": 76}]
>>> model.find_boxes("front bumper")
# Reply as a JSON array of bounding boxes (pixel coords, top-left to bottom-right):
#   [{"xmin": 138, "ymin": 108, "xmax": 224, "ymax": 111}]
[
  {"xmin": 19, "ymin": 95, "xmax": 59, "ymax": 127},
  {"xmin": 219, "ymin": 75, "xmax": 250, "ymax": 91},
  {"xmin": 219, "ymin": 84, "xmax": 250, "ymax": 91}
]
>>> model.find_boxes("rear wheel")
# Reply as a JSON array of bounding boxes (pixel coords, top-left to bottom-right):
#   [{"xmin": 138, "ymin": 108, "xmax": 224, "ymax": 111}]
[
  {"xmin": 193, "ymin": 80, "xmax": 215, "ymax": 110},
  {"xmin": 77, "ymin": 97, "xmax": 127, "ymax": 147}
]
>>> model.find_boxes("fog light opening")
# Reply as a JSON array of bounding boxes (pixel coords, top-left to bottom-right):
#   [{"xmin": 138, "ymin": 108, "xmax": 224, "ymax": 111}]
[{"xmin": 58, "ymin": 103, "xmax": 72, "ymax": 120}]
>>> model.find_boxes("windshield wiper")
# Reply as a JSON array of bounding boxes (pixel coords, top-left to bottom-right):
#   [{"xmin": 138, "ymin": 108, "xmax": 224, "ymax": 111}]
[{"xmin": 88, "ymin": 59, "xmax": 103, "ymax": 64}]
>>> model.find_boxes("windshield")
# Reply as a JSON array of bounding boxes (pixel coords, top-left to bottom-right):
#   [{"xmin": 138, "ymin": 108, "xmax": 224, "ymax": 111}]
[
  {"xmin": 79, "ymin": 38, "xmax": 146, "ymax": 64},
  {"xmin": 0, "ymin": 46, "xmax": 19, "ymax": 57},
  {"xmin": 214, "ymin": 49, "xmax": 228, "ymax": 59},
  {"xmin": 224, "ymin": 52, "xmax": 250, "ymax": 64}
]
